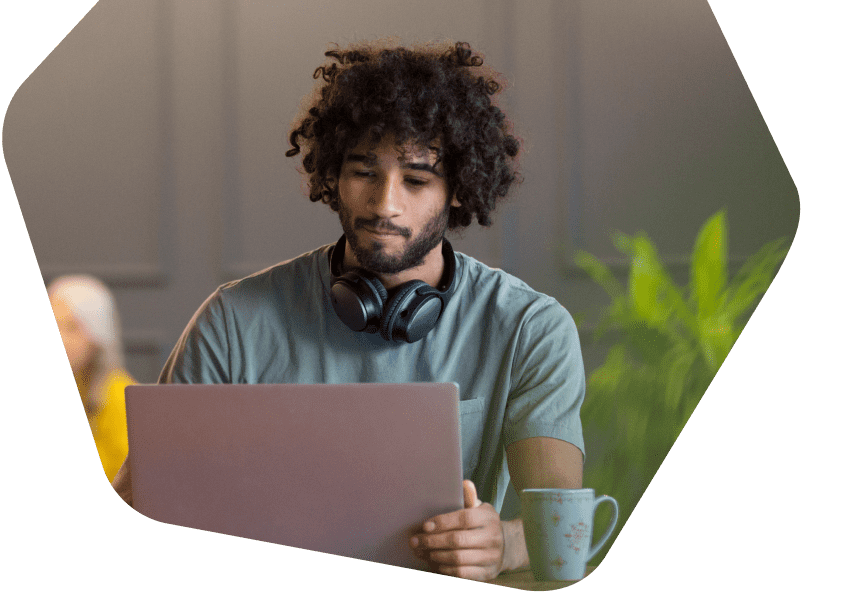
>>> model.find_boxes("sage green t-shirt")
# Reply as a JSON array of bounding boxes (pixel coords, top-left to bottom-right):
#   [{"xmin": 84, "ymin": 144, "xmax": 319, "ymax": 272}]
[{"xmin": 160, "ymin": 243, "xmax": 585, "ymax": 512}]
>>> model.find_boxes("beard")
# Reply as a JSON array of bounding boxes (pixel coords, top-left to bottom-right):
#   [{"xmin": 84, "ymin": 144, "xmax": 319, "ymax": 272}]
[{"xmin": 339, "ymin": 205, "xmax": 449, "ymax": 275}]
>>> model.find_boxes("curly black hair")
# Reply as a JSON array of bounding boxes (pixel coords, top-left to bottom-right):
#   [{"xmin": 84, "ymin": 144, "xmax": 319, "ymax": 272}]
[{"xmin": 286, "ymin": 41, "xmax": 521, "ymax": 229}]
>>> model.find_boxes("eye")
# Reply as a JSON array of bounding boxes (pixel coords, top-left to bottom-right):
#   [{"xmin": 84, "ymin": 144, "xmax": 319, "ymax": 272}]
[{"xmin": 405, "ymin": 176, "xmax": 428, "ymax": 187}]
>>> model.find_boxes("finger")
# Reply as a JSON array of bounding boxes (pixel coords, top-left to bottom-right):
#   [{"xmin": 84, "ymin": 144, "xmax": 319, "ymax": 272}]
[
  {"xmin": 427, "ymin": 547, "xmax": 501, "ymax": 567},
  {"xmin": 462, "ymin": 480, "xmax": 483, "ymax": 508},
  {"xmin": 463, "ymin": 480, "xmax": 476, "ymax": 508},
  {"xmin": 421, "ymin": 506, "xmax": 490, "ymax": 534},
  {"xmin": 416, "ymin": 524, "xmax": 500, "ymax": 551},
  {"xmin": 434, "ymin": 563, "xmax": 497, "ymax": 581},
  {"xmin": 410, "ymin": 513, "xmax": 477, "ymax": 551}
]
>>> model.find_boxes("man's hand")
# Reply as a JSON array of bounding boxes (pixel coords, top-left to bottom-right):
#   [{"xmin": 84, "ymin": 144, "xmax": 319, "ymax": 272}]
[
  {"xmin": 409, "ymin": 438, "xmax": 583, "ymax": 580},
  {"xmin": 409, "ymin": 480, "xmax": 508, "ymax": 581}
]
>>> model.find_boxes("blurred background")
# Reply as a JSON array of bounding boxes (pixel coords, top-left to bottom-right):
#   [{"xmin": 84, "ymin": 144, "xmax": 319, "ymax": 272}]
[{"xmin": 4, "ymin": 0, "xmax": 797, "ymax": 560}]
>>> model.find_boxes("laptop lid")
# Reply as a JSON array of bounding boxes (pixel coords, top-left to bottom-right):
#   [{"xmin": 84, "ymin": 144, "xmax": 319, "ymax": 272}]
[{"xmin": 125, "ymin": 383, "xmax": 463, "ymax": 570}]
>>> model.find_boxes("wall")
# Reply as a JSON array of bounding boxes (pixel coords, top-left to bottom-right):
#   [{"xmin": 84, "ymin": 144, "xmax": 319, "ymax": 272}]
[{"xmin": 6, "ymin": 0, "xmax": 797, "ymax": 419}]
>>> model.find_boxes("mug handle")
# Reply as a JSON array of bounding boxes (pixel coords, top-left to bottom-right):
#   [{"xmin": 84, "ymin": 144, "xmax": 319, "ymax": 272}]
[{"xmin": 587, "ymin": 495, "xmax": 619, "ymax": 561}]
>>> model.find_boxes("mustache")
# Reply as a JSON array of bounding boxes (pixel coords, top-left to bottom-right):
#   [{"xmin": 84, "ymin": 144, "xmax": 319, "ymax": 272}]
[{"xmin": 354, "ymin": 218, "xmax": 412, "ymax": 238}]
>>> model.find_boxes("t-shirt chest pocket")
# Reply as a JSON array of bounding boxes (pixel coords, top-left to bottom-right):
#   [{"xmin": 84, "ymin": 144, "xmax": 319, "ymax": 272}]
[{"xmin": 458, "ymin": 397, "xmax": 486, "ymax": 481}]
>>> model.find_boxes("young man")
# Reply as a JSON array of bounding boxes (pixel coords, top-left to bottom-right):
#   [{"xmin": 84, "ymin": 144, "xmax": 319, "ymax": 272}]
[{"xmin": 113, "ymin": 41, "xmax": 585, "ymax": 581}]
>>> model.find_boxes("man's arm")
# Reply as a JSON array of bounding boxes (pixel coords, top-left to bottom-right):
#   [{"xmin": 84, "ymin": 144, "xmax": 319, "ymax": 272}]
[
  {"xmin": 410, "ymin": 436, "xmax": 582, "ymax": 580},
  {"xmin": 500, "ymin": 436, "xmax": 583, "ymax": 572}
]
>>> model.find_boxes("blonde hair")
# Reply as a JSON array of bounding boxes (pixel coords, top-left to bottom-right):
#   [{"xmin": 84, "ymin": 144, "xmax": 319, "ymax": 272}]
[{"xmin": 47, "ymin": 275, "xmax": 126, "ymax": 412}]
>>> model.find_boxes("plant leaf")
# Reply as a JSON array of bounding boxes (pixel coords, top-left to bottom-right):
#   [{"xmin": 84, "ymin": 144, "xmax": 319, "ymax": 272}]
[
  {"xmin": 691, "ymin": 210, "xmax": 728, "ymax": 321},
  {"xmin": 723, "ymin": 237, "xmax": 789, "ymax": 323},
  {"xmin": 567, "ymin": 209, "xmax": 791, "ymax": 568},
  {"xmin": 664, "ymin": 348, "xmax": 697, "ymax": 416},
  {"xmin": 629, "ymin": 234, "xmax": 667, "ymax": 324},
  {"xmin": 623, "ymin": 321, "xmax": 674, "ymax": 366},
  {"xmin": 574, "ymin": 250, "xmax": 625, "ymax": 301},
  {"xmin": 697, "ymin": 312, "xmax": 736, "ymax": 373},
  {"xmin": 629, "ymin": 234, "xmax": 697, "ymax": 339}
]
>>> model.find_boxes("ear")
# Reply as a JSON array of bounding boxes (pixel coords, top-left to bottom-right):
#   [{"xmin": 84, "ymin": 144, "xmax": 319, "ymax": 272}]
[{"xmin": 449, "ymin": 196, "xmax": 461, "ymax": 208}]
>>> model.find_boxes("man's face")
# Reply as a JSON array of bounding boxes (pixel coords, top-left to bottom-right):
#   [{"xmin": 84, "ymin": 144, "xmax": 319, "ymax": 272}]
[{"xmin": 336, "ymin": 135, "xmax": 452, "ymax": 276}]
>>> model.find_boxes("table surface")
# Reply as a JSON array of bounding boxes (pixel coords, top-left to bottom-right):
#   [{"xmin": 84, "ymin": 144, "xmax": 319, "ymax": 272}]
[{"xmin": 487, "ymin": 566, "xmax": 596, "ymax": 590}]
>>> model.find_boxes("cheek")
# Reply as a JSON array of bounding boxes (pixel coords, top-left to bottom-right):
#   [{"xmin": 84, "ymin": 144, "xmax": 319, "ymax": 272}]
[
  {"xmin": 337, "ymin": 180, "xmax": 363, "ymax": 209},
  {"xmin": 418, "ymin": 193, "xmax": 450, "ymax": 221}
]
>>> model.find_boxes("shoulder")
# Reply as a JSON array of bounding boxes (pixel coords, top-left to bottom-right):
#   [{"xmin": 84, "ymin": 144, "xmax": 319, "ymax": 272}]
[
  {"xmin": 454, "ymin": 251, "xmax": 571, "ymax": 323},
  {"xmin": 160, "ymin": 244, "xmax": 333, "ymax": 384},
  {"xmin": 189, "ymin": 245, "xmax": 332, "ymax": 330},
  {"xmin": 215, "ymin": 244, "xmax": 331, "ymax": 305}
]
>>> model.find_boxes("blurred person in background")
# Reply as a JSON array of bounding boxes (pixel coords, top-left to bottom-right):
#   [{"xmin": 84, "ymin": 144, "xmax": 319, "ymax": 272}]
[{"xmin": 48, "ymin": 275, "xmax": 134, "ymax": 482}]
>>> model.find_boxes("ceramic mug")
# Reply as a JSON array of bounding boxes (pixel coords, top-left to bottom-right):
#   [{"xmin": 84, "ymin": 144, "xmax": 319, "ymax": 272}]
[{"xmin": 520, "ymin": 488, "xmax": 619, "ymax": 581}]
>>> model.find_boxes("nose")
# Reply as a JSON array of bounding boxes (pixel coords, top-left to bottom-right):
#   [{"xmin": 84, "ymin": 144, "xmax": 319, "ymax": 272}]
[{"xmin": 370, "ymin": 174, "xmax": 404, "ymax": 218}]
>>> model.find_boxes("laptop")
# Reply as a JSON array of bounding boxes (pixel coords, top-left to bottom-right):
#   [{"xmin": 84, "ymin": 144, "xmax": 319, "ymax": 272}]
[{"xmin": 124, "ymin": 383, "xmax": 463, "ymax": 570}]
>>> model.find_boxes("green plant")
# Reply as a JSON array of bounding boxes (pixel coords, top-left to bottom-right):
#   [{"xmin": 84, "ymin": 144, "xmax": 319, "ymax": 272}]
[{"xmin": 575, "ymin": 209, "xmax": 788, "ymax": 562}]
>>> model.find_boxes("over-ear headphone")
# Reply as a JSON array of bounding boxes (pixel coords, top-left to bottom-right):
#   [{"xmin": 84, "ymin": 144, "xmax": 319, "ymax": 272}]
[{"xmin": 329, "ymin": 234, "xmax": 458, "ymax": 343}]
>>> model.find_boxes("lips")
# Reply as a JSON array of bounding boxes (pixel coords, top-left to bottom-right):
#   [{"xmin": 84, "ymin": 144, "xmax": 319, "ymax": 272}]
[
  {"xmin": 363, "ymin": 227, "xmax": 403, "ymax": 238},
  {"xmin": 355, "ymin": 219, "xmax": 410, "ymax": 238}
]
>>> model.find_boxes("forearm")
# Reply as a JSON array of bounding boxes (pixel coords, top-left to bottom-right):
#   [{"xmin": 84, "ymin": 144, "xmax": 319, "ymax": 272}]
[{"xmin": 500, "ymin": 438, "xmax": 584, "ymax": 574}]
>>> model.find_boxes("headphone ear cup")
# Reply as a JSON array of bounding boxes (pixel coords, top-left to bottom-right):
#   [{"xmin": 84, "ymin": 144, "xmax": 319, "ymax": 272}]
[
  {"xmin": 380, "ymin": 281, "xmax": 444, "ymax": 343},
  {"xmin": 379, "ymin": 281, "xmax": 422, "ymax": 342},
  {"xmin": 331, "ymin": 272, "xmax": 388, "ymax": 333},
  {"xmin": 328, "ymin": 235, "xmax": 456, "ymax": 342}
]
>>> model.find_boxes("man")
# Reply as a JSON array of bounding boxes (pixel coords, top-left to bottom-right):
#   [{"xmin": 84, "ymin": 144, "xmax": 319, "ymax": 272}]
[{"xmin": 113, "ymin": 41, "xmax": 585, "ymax": 581}]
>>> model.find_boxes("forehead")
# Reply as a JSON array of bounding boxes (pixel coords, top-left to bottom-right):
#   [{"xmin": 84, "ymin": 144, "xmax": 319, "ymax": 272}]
[{"xmin": 346, "ymin": 135, "xmax": 440, "ymax": 165}]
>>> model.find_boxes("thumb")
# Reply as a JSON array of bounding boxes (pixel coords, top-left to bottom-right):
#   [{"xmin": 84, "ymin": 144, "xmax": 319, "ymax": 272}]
[{"xmin": 463, "ymin": 479, "xmax": 483, "ymax": 508}]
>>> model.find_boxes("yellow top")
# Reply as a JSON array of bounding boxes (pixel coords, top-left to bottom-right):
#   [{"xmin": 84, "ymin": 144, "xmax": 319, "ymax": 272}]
[{"xmin": 82, "ymin": 370, "xmax": 134, "ymax": 482}]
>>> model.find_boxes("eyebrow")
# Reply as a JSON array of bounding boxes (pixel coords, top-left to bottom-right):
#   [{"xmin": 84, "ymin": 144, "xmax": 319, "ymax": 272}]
[{"xmin": 344, "ymin": 154, "xmax": 444, "ymax": 177}]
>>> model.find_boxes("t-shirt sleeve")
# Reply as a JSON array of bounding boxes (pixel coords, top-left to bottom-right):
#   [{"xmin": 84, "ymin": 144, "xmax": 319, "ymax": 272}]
[
  {"xmin": 159, "ymin": 289, "xmax": 232, "ymax": 384},
  {"xmin": 502, "ymin": 299, "xmax": 586, "ymax": 459}
]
